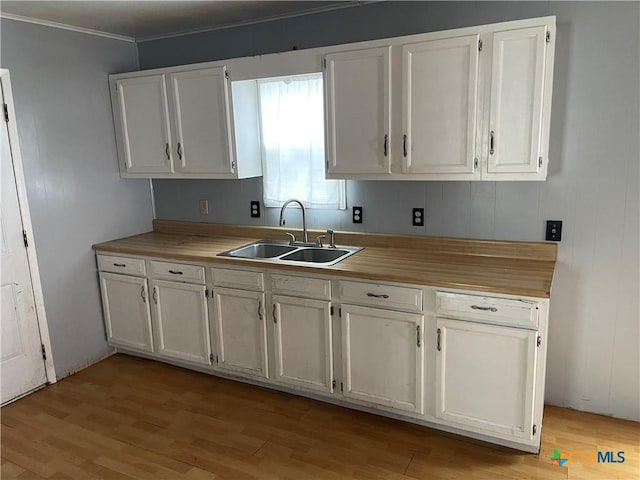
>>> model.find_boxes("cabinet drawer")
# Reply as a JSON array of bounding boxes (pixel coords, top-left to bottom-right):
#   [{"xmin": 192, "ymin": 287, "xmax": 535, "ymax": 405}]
[
  {"xmin": 271, "ymin": 274, "xmax": 331, "ymax": 300},
  {"xmin": 97, "ymin": 254, "xmax": 146, "ymax": 276},
  {"xmin": 435, "ymin": 292, "xmax": 539, "ymax": 329},
  {"xmin": 148, "ymin": 260, "xmax": 205, "ymax": 284},
  {"xmin": 339, "ymin": 280, "xmax": 423, "ymax": 312},
  {"xmin": 211, "ymin": 268, "xmax": 264, "ymax": 291}
]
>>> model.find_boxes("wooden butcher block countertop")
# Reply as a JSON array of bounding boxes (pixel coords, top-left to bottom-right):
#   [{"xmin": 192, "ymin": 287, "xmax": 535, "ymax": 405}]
[{"xmin": 93, "ymin": 220, "xmax": 557, "ymax": 298}]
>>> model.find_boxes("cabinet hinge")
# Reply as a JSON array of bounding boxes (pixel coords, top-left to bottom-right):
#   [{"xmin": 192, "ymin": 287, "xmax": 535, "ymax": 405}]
[
  {"xmin": 323, "ymin": 58, "xmax": 327, "ymax": 69},
  {"xmin": 205, "ymin": 288, "xmax": 210, "ymax": 298},
  {"xmin": 3, "ymin": 103, "xmax": 9, "ymax": 123},
  {"xmin": 473, "ymin": 157, "xmax": 478, "ymax": 170},
  {"xmin": 224, "ymin": 69, "xmax": 229, "ymax": 79},
  {"xmin": 546, "ymin": 31, "xmax": 551, "ymax": 43},
  {"xmin": 41, "ymin": 344, "xmax": 47, "ymax": 360},
  {"xmin": 538, "ymin": 156, "xmax": 543, "ymax": 168},
  {"xmin": 330, "ymin": 306, "xmax": 334, "ymax": 316},
  {"xmin": 537, "ymin": 336, "xmax": 542, "ymax": 347},
  {"xmin": 478, "ymin": 39, "xmax": 483, "ymax": 51},
  {"xmin": 332, "ymin": 379, "xmax": 336, "ymax": 390},
  {"xmin": 22, "ymin": 230, "xmax": 28, "ymax": 248},
  {"xmin": 338, "ymin": 307, "xmax": 342, "ymax": 317},
  {"xmin": 340, "ymin": 382, "xmax": 344, "ymax": 392},
  {"xmin": 325, "ymin": 159, "xmax": 329, "ymax": 170},
  {"xmin": 210, "ymin": 353, "xmax": 218, "ymax": 364},
  {"xmin": 533, "ymin": 424, "xmax": 537, "ymax": 435},
  {"xmin": 231, "ymin": 160, "xmax": 236, "ymax": 171}
]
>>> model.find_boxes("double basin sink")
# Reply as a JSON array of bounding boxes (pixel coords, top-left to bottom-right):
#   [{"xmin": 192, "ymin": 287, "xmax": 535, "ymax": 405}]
[{"xmin": 218, "ymin": 240, "xmax": 362, "ymax": 266}]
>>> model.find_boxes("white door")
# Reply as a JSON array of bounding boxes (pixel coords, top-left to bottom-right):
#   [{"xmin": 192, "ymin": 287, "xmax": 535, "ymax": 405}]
[
  {"xmin": 1, "ymin": 83, "xmax": 47, "ymax": 404},
  {"xmin": 435, "ymin": 318, "xmax": 538, "ymax": 440},
  {"xmin": 99, "ymin": 273, "xmax": 153, "ymax": 353},
  {"xmin": 150, "ymin": 280, "xmax": 211, "ymax": 365},
  {"xmin": 324, "ymin": 47, "xmax": 391, "ymax": 175},
  {"xmin": 341, "ymin": 304, "xmax": 424, "ymax": 414},
  {"xmin": 213, "ymin": 288, "xmax": 268, "ymax": 379},
  {"xmin": 486, "ymin": 25, "xmax": 548, "ymax": 177},
  {"xmin": 169, "ymin": 67, "xmax": 235, "ymax": 175},
  {"xmin": 272, "ymin": 295, "xmax": 333, "ymax": 394},
  {"xmin": 116, "ymin": 74, "xmax": 173, "ymax": 174},
  {"xmin": 402, "ymin": 35, "xmax": 480, "ymax": 176}
]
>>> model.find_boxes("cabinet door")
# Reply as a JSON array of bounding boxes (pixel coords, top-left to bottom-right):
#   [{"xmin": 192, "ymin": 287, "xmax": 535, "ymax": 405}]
[
  {"xmin": 169, "ymin": 67, "xmax": 235, "ymax": 175},
  {"xmin": 325, "ymin": 47, "xmax": 391, "ymax": 175},
  {"xmin": 213, "ymin": 288, "xmax": 268, "ymax": 379},
  {"xmin": 435, "ymin": 318, "xmax": 537, "ymax": 440},
  {"xmin": 150, "ymin": 280, "xmax": 211, "ymax": 365},
  {"xmin": 341, "ymin": 304, "xmax": 424, "ymax": 413},
  {"xmin": 402, "ymin": 35, "xmax": 480, "ymax": 176},
  {"xmin": 99, "ymin": 273, "xmax": 153, "ymax": 352},
  {"xmin": 272, "ymin": 295, "xmax": 333, "ymax": 393},
  {"xmin": 486, "ymin": 25, "xmax": 548, "ymax": 177},
  {"xmin": 116, "ymin": 74, "xmax": 173, "ymax": 174}
]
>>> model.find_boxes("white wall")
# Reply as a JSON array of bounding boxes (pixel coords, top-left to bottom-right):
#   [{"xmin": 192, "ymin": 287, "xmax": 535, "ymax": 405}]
[
  {"xmin": 146, "ymin": 2, "xmax": 640, "ymax": 421},
  {"xmin": 0, "ymin": 19, "xmax": 155, "ymax": 378}
]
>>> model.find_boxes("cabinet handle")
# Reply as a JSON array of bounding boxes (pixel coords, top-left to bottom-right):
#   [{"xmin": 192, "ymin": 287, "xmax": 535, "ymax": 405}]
[
  {"xmin": 383, "ymin": 134, "xmax": 388, "ymax": 157},
  {"xmin": 366, "ymin": 292, "xmax": 389, "ymax": 299},
  {"xmin": 177, "ymin": 142, "xmax": 183, "ymax": 161},
  {"xmin": 436, "ymin": 328, "xmax": 441, "ymax": 351},
  {"xmin": 258, "ymin": 300, "xmax": 263, "ymax": 321},
  {"xmin": 140, "ymin": 286, "xmax": 146, "ymax": 303},
  {"xmin": 168, "ymin": 270, "xmax": 183, "ymax": 275},
  {"xmin": 272, "ymin": 304, "xmax": 277, "ymax": 324},
  {"xmin": 113, "ymin": 263, "xmax": 126, "ymax": 267},
  {"xmin": 403, "ymin": 134, "xmax": 408, "ymax": 157},
  {"xmin": 165, "ymin": 143, "xmax": 170, "ymax": 161},
  {"xmin": 471, "ymin": 305, "xmax": 498, "ymax": 312},
  {"xmin": 416, "ymin": 325, "xmax": 421, "ymax": 348},
  {"xmin": 489, "ymin": 130, "xmax": 495, "ymax": 155},
  {"xmin": 152, "ymin": 287, "xmax": 158, "ymax": 305}
]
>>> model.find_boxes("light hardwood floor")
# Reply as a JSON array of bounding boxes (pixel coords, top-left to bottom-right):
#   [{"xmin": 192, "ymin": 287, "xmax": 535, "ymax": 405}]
[{"xmin": 1, "ymin": 355, "xmax": 638, "ymax": 479}]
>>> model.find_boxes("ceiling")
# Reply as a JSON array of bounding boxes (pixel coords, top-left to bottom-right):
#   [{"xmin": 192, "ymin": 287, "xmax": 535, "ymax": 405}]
[{"xmin": 0, "ymin": 1, "xmax": 361, "ymax": 40}]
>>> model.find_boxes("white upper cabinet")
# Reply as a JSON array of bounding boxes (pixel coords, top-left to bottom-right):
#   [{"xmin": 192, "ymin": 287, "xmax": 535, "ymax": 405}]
[
  {"xmin": 324, "ymin": 47, "xmax": 392, "ymax": 176},
  {"xmin": 116, "ymin": 74, "xmax": 173, "ymax": 174},
  {"xmin": 484, "ymin": 25, "xmax": 550, "ymax": 180},
  {"xmin": 402, "ymin": 35, "xmax": 480, "ymax": 177},
  {"xmin": 111, "ymin": 66, "xmax": 262, "ymax": 179},
  {"xmin": 169, "ymin": 67, "xmax": 234, "ymax": 175}
]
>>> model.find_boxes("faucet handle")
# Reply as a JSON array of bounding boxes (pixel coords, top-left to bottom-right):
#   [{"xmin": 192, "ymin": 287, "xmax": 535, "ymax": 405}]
[
  {"xmin": 315, "ymin": 234, "xmax": 326, "ymax": 248},
  {"xmin": 327, "ymin": 229, "xmax": 336, "ymax": 248},
  {"xmin": 285, "ymin": 232, "xmax": 296, "ymax": 245}
]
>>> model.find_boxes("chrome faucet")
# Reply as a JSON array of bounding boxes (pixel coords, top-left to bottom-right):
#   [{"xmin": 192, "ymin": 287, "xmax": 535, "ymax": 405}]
[{"xmin": 279, "ymin": 199, "xmax": 309, "ymax": 244}]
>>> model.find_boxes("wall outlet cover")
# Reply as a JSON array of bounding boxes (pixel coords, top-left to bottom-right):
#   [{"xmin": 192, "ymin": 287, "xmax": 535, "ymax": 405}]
[
  {"xmin": 413, "ymin": 208, "xmax": 424, "ymax": 226},
  {"xmin": 199, "ymin": 199, "xmax": 209, "ymax": 215},
  {"xmin": 546, "ymin": 220, "xmax": 562, "ymax": 241},
  {"xmin": 250, "ymin": 201, "xmax": 261, "ymax": 218},
  {"xmin": 352, "ymin": 206, "xmax": 363, "ymax": 224}
]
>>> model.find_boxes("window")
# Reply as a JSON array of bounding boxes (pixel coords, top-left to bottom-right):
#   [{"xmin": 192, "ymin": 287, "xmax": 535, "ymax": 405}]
[{"xmin": 258, "ymin": 73, "xmax": 346, "ymax": 209}]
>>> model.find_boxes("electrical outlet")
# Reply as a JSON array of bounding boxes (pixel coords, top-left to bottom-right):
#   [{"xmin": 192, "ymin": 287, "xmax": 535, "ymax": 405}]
[
  {"xmin": 413, "ymin": 208, "xmax": 424, "ymax": 226},
  {"xmin": 199, "ymin": 199, "xmax": 209, "ymax": 215},
  {"xmin": 250, "ymin": 201, "xmax": 261, "ymax": 218},
  {"xmin": 546, "ymin": 220, "xmax": 562, "ymax": 241},
  {"xmin": 352, "ymin": 206, "xmax": 363, "ymax": 224}
]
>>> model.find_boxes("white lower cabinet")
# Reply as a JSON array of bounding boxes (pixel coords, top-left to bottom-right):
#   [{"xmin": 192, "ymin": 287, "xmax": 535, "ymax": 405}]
[
  {"xmin": 99, "ymin": 272, "xmax": 154, "ymax": 353},
  {"xmin": 435, "ymin": 317, "xmax": 538, "ymax": 440},
  {"xmin": 213, "ymin": 287, "xmax": 268, "ymax": 379},
  {"xmin": 149, "ymin": 279, "xmax": 211, "ymax": 365},
  {"xmin": 272, "ymin": 295, "xmax": 333, "ymax": 394},
  {"xmin": 341, "ymin": 304, "xmax": 424, "ymax": 414}
]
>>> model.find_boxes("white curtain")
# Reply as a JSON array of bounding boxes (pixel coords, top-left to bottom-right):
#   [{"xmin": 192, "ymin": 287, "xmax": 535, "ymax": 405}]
[{"xmin": 258, "ymin": 74, "xmax": 346, "ymax": 209}]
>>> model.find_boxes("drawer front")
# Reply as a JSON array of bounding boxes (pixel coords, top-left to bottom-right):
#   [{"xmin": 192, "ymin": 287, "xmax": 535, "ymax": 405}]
[
  {"xmin": 211, "ymin": 268, "xmax": 264, "ymax": 291},
  {"xmin": 148, "ymin": 260, "xmax": 205, "ymax": 284},
  {"xmin": 271, "ymin": 274, "xmax": 331, "ymax": 300},
  {"xmin": 97, "ymin": 254, "xmax": 146, "ymax": 276},
  {"xmin": 435, "ymin": 292, "xmax": 539, "ymax": 329},
  {"xmin": 339, "ymin": 280, "xmax": 423, "ymax": 312}
]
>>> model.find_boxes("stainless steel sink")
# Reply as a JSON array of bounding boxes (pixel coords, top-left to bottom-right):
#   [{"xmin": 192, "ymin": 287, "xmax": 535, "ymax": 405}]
[
  {"xmin": 218, "ymin": 240, "xmax": 362, "ymax": 266},
  {"xmin": 222, "ymin": 241, "xmax": 297, "ymax": 259}
]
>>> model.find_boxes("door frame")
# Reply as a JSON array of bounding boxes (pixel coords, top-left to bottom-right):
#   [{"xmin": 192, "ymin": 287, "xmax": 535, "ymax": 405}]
[{"xmin": 1, "ymin": 69, "xmax": 56, "ymax": 384}]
